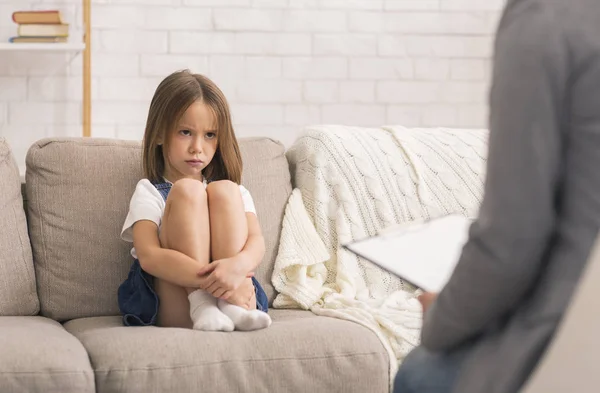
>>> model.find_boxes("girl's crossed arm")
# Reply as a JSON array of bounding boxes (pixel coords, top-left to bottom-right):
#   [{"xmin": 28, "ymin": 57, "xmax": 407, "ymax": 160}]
[
  {"xmin": 133, "ymin": 220, "xmax": 206, "ymax": 288},
  {"xmin": 197, "ymin": 212, "xmax": 265, "ymax": 299}
]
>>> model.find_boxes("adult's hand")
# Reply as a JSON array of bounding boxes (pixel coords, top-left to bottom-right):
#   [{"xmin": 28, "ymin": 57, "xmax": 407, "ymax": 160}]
[{"xmin": 418, "ymin": 292, "xmax": 438, "ymax": 315}]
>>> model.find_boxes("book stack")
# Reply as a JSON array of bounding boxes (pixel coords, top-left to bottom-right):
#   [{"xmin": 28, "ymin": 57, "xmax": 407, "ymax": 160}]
[{"xmin": 9, "ymin": 10, "xmax": 69, "ymax": 43}]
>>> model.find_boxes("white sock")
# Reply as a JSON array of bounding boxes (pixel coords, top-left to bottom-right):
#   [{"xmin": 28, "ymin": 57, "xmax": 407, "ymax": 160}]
[
  {"xmin": 217, "ymin": 299, "xmax": 272, "ymax": 331},
  {"xmin": 188, "ymin": 290, "xmax": 234, "ymax": 332}
]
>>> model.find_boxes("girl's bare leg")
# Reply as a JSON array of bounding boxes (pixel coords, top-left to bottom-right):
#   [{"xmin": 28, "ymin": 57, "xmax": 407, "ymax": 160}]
[
  {"xmin": 207, "ymin": 180, "xmax": 271, "ymax": 331},
  {"xmin": 156, "ymin": 178, "xmax": 233, "ymax": 331}
]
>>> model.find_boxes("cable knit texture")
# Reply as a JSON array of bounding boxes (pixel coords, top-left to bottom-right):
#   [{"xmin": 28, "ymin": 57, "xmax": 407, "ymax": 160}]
[{"xmin": 272, "ymin": 125, "xmax": 488, "ymax": 384}]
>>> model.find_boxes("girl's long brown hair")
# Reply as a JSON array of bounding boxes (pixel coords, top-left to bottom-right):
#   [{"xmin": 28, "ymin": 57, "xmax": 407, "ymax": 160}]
[{"xmin": 142, "ymin": 70, "xmax": 242, "ymax": 184}]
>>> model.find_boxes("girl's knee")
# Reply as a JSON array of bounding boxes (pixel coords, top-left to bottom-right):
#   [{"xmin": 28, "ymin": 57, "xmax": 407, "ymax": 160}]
[
  {"xmin": 206, "ymin": 180, "xmax": 240, "ymax": 204},
  {"xmin": 169, "ymin": 178, "xmax": 207, "ymax": 204}
]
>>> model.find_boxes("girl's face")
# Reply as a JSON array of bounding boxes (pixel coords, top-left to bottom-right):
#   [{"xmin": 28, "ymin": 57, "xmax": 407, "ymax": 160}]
[{"xmin": 163, "ymin": 100, "xmax": 218, "ymax": 182}]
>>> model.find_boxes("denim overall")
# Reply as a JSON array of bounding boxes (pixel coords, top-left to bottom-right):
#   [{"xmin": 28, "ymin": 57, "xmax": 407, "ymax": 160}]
[{"xmin": 117, "ymin": 181, "xmax": 269, "ymax": 327}]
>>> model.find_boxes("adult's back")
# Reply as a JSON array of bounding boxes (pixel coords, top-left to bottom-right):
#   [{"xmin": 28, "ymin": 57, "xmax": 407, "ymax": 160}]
[{"xmin": 419, "ymin": 0, "xmax": 600, "ymax": 392}]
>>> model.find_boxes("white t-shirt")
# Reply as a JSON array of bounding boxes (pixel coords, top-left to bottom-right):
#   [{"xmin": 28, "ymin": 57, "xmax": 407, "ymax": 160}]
[{"xmin": 121, "ymin": 179, "xmax": 256, "ymax": 259}]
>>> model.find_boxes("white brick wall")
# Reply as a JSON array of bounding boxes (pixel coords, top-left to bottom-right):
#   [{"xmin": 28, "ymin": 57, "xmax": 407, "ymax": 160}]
[{"xmin": 0, "ymin": 0, "xmax": 505, "ymax": 172}]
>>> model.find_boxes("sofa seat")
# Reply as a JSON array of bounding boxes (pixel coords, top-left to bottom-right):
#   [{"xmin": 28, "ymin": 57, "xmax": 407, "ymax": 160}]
[
  {"xmin": 0, "ymin": 316, "xmax": 94, "ymax": 393},
  {"xmin": 64, "ymin": 309, "xmax": 389, "ymax": 393}
]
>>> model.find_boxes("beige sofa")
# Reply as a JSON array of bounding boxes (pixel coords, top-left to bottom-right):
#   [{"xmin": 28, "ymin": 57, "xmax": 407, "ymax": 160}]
[
  {"xmin": 0, "ymin": 136, "xmax": 389, "ymax": 393},
  {"xmin": 1, "ymin": 133, "xmax": 597, "ymax": 393}
]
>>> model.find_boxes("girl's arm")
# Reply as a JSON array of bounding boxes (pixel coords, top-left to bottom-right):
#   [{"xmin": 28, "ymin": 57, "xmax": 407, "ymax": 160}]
[
  {"xmin": 132, "ymin": 220, "xmax": 205, "ymax": 288},
  {"xmin": 196, "ymin": 212, "xmax": 265, "ymax": 298},
  {"xmin": 236, "ymin": 212, "xmax": 266, "ymax": 273}
]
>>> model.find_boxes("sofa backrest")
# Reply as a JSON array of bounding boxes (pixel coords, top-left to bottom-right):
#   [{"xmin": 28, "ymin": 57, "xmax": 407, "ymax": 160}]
[
  {"xmin": 0, "ymin": 138, "xmax": 39, "ymax": 316},
  {"xmin": 25, "ymin": 137, "xmax": 291, "ymax": 321}
]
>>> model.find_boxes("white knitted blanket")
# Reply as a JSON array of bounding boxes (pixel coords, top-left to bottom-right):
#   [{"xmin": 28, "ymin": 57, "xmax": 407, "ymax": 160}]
[{"xmin": 271, "ymin": 125, "xmax": 488, "ymax": 384}]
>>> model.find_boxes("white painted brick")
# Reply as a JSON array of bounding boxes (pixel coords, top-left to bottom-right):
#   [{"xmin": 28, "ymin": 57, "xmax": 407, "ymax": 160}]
[
  {"xmin": 116, "ymin": 125, "xmax": 145, "ymax": 142},
  {"xmin": 284, "ymin": 104, "xmax": 321, "ymax": 126},
  {"xmin": 385, "ymin": 0, "xmax": 439, "ymax": 10},
  {"xmin": 208, "ymin": 56, "xmax": 246, "ymax": 82},
  {"xmin": 381, "ymin": 35, "xmax": 494, "ymax": 58},
  {"xmin": 321, "ymin": 104, "xmax": 386, "ymax": 127},
  {"xmin": 288, "ymin": 0, "xmax": 318, "ymax": 7},
  {"xmin": 237, "ymin": 80, "xmax": 302, "ymax": 103},
  {"xmin": 234, "ymin": 125, "xmax": 298, "ymax": 147},
  {"xmin": 1, "ymin": 124, "xmax": 47, "ymax": 174},
  {"xmin": 421, "ymin": 105, "xmax": 458, "ymax": 127},
  {"xmin": 283, "ymin": 57, "xmax": 347, "ymax": 79},
  {"xmin": 253, "ymin": 0, "xmax": 290, "ymax": 7},
  {"xmin": 234, "ymin": 33, "xmax": 312, "ymax": 55},
  {"xmin": 98, "ymin": 77, "xmax": 162, "ymax": 101},
  {"xmin": 170, "ymin": 32, "xmax": 236, "ymax": 54},
  {"xmin": 303, "ymin": 81, "xmax": 338, "ymax": 103},
  {"xmin": 0, "ymin": 0, "xmax": 499, "ymax": 168},
  {"xmin": 415, "ymin": 59, "xmax": 450, "ymax": 81},
  {"xmin": 350, "ymin": 58, "xmax": 413, "ymax": 80},
  {"xmin": 458, "ymin": 104, "xmax": 488, "ymax": 127},
  {"xmin": 184, "ymin": 0, "xmax": 250, "ymax": 5},
  {"xmin": 386, "ymin": 105, "xmax": 422, "ymax": 126},
  {"xmin": 340, "ymin": 81, "xmax": 375, "ymax": 103},
  {"xmin": 214, "ymin": 9, "xmax": 282, "ymax": 31},
  {"xmin": 440, "ymin": 0, "xmax": 506, "ymax": 11},
  {"xmin": 9, "ymin": 103, "xmax": 81, "ymax": 125},
  {"xmin": 283, "ymin": 10, "xmax": 347, "ymax": 32},
  {"xmin": 385, "ymin": 12, "xmax": 495, "ymax": 35},
  {"xmin": 231, "ymin": 104, "xmax": 284, "ymax": 125},
  {"xmin": 91, "ymin": 126, "xmax": 117, "ymax": 139},
  {"xmin": 46, "ymin": 125, "xmax": 92, "ymax": 139},
  {"xmin": 320, "ymin": 0, "xmax": 384, "ymax": 10},
  {"xmin": 92, "ymin": 6, "xmax": 146, "ymax": 28},
  {"xmin": 376, "ymin": 81, "xmax": 439, "ymax": 104},
  {"xmin": 0, "ymin": 77, "xmax": 27, "ymax": 101},
  {"xmin": 0, "ymin": 53, "xmax": 73, "ymax": 77},
  {"xmin": 245, "ymin": 57, "xmax": 282, "ymax": 78},
  {"xmin": 100, "ymin": 30, "xmax": 168, "ymax": 54},
  {"xmin": 0, "ymin": 103, "xmax": 6, "ymax": 125},
  {"xmin": 0, "ymin": 3, "xmax": 29, "ymax": 24},
  {"xmin": 441, "ymin": 81, "xmax": 489, "ymax": 103},
  {"xmin": 450, "ymin": 59, "xmax": 487, "ymax": 81},
  {"xmin": 201, "ymin": 75, "xmax": 238, "ymax": 102},
  {"xmin": 66, "ymin": 56, "xmax": 84, "ymax": 77},
  {"xmin": 27, "ymin": 77, "xmax": 98, "ymax": 102},
  {"xmin": 92, "ymin": 54, "xmax": 140, "ymax": 77},
  {"xmin": 92, "ymin": 0, "xmax": 181, "ymax": 5},
  {"xmin": 348, "ymin": 11, "xmax": 384, "ymax": 33},
  {"xmin": 314, "ymin": 34, "xmax": 377, "ymax": 56},
  {"xmin": 146, "ymin": 7, "xmax": 213, "ymax": 30},
  {"xmin": 141, "ymin": 54, "xmax": 209, "ymax": 77},
  {"xmin": 377, "ymin": 36, "xmax": 406, "ymax": 57},
  {"xmin": 94, "ymin": 102, "xmax": 150, "ymax": 125}
]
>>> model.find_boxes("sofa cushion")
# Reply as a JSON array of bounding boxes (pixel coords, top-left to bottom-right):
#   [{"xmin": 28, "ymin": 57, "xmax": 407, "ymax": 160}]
[
  {"xmin": 0, "ymin": 316, "xmax": 94, "ymax": 393},
  {"xmin": 26, "ymin": 138, "xmax": 143, "ymax": 321},
  {"xmin": 64, "ymin": 309, "xmax": 389, "ymax": 393},
  {"xmin": 239, "ymin": 137, "xmax": 292, "ymax": 302},
  {"xmin": 0, "ymin": 138, "xmax": 39, "ymax": 316},
  {"xmin": 26, "ymin": 137, "xmax": 291, "ymax": 321}
]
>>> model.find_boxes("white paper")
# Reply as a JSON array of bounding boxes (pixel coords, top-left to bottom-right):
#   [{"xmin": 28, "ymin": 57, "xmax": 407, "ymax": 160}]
[{"xmin": 343, "ymin": 214, "xmax": 473, "ymax": 293}]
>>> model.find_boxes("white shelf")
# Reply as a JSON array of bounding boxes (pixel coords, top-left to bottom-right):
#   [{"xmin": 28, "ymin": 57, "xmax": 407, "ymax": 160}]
[{"xmin": 0, "ymin": 42, "xmax": 85, "ymax": 51}]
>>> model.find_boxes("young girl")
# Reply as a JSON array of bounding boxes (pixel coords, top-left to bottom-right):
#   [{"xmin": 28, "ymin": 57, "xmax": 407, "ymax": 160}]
[{"xmin": 117, "ymin": 70, "xmax": 271, "ymax": 332}]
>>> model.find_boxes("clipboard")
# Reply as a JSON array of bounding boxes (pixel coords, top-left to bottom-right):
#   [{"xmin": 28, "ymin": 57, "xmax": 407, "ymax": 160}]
[{"xmin": 341, "ymin": 214, "xmax": 473, "ymax": 293}]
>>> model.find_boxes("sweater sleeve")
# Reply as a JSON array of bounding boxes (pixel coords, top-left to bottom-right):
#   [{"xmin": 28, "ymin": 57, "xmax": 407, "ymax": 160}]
[{"xmin": 421, "ymin": 2, "xmax": 569, "ymax": 351}]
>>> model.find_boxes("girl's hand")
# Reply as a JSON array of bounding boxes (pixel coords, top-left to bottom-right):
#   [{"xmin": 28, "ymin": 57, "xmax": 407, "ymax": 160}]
[
  {"xmin": 197, "ymin": 256, "xmax": 253, "ymax": 299},
  {"xmin": 225, "ymin": 278, "xmax": 257, "ymax": 309}
]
